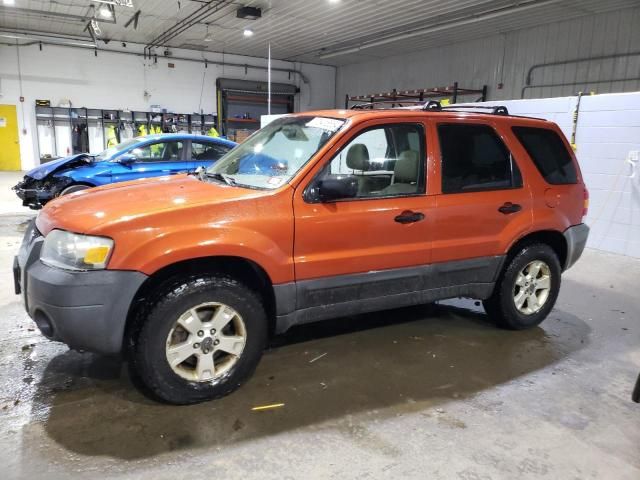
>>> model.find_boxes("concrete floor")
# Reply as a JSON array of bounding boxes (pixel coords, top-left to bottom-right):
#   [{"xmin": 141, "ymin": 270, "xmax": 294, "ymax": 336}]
[{"xmin": 0, "ymin": 171, "xmax": 638, "ymax": 479}]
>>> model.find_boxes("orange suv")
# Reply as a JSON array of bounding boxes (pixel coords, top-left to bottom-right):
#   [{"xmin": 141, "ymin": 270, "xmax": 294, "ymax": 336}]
[{"xmin": 14, "ymin": 104, "xmax": 589, "ymax": 404}]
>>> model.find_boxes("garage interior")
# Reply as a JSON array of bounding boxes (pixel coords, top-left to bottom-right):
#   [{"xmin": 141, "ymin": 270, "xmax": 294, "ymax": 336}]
[{"xmin": 1, "ymin": 1, "xmax": 639, "ymax": 479}]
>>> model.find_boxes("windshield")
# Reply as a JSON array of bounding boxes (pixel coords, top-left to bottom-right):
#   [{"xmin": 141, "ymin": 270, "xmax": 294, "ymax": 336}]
[
  {"xmin": 207, "ymin": 116, "xmax": 346, "ymax": 189},
  {"xmin": 94, "ymin": 138, "xmax": 141, "ymax": 161}
]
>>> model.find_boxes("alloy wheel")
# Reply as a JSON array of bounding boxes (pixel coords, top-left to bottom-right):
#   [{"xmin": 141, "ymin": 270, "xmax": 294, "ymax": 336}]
[
  {"xmin": 165, "ymin": 302, "xmax": 247, "ymax": 382},
  {"xmin": 512, "ymin": 260, "xmax": 552, "ymax": 315}
]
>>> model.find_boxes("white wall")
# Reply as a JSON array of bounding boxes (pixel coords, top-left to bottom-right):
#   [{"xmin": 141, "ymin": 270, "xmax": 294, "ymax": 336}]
[
  {"xmin": 0, "ymin": 42, "xmax": 336, "ymax": 170},
  {"xmin": 336, "ymin": 6, "xmax": 640, "ymax": 106},
  {"xmin": 478, "ymin": 92, "xmax": 640, "ymax": 259}
]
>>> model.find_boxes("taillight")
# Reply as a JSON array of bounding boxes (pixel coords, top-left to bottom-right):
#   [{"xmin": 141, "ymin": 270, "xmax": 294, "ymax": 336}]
[{"xmin": 582, "ymin": 187, "xmax": 589, "ymax": 218}]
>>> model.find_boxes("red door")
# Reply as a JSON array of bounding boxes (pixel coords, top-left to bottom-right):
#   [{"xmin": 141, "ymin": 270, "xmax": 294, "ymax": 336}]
[
  {"xmin": 430, "ymin": 119, "xmax": 533, "ymax": 263},
  {"xmin": 293, "ymin": 119, "xmax": 435, "ymax": 281}
]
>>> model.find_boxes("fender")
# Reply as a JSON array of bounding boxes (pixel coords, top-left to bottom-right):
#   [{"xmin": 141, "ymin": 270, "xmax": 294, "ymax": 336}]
[{"xmin": 108, "ymin": 224, "xmax": 295, "ymax": 284}]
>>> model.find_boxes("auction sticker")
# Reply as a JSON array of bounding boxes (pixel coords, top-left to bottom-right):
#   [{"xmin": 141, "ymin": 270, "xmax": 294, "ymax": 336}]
[{"xmin": 306, "ymin": 117, "xmax": 344, "ymax": 132}]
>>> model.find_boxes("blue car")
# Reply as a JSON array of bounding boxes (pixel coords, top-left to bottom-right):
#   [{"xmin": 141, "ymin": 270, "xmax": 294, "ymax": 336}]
[{"xmin": 13, "ymin": 134, "xmax": 236, "ymax": 209}]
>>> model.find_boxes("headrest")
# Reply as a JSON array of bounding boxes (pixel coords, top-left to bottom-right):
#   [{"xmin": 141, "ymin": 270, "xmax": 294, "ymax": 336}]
[
  {"xmin": 394, "ymin": 150, "xmax": 419, "ymax": 182},
  {"xmin": 346, "ymin": 143, "xmax": 370, "ymax": 171}
]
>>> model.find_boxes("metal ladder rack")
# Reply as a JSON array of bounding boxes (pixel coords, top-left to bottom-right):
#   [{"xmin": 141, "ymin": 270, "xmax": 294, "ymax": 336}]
[{"xmin": 345, "ymin": 82, "xmax": 487, "ymax": 109}]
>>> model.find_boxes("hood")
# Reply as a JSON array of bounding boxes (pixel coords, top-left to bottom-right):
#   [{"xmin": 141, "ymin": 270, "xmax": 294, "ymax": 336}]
[
  {"xmin": 36, "ymin": 174, "xmax": 269, "ymax": 236},
  {"xmin": 26, "ymin": 154, "xmax": 94, "ymax": 180}
]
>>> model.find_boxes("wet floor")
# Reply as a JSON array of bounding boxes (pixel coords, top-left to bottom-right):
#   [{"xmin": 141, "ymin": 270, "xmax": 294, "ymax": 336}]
[{"xmin": 0, "ymin": 205, "xmax": 638, "ymax": 478}]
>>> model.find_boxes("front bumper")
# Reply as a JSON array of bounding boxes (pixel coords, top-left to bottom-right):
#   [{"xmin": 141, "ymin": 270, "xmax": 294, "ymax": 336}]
[
  {"xmin": 13, "ymin": 176, "xmax": 72, "ymax": 209},
  {"xmin": 14, "ymin": 220, "xmax": 147, "ymax": 354},
  {"xmin": 563, "ymin": 223, "xmax": 590, "ymax": 270}
]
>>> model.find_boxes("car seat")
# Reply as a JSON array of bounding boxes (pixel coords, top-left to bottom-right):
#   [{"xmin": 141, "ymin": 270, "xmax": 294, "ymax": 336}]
[{"xmin": 381, "ymin": 150, "xmax": 419, "ymax": 194}]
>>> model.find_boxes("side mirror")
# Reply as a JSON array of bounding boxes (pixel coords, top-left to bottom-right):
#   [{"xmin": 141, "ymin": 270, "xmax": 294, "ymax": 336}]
[
  {"xmin": 118, "ymin": 153, "xmax": 136, "ymax": 166},
  {"xmin": 317, "ymin": 175, "xmax": 358, "ymax": 202}
]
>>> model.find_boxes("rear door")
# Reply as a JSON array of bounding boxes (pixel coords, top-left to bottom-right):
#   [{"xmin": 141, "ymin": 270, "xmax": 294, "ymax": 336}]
[
  {"xmin": 111, "ymin": 140, "xmax": 187, "ymax": 182},
  {"xmin": 431, "ymin": 120, "xmax": 533, "ymax": 265}
]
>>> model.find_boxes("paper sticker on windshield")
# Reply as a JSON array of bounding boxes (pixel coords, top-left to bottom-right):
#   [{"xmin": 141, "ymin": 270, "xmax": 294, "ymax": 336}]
[
  {"xmin": 267, "ymin": 177, "xmax": 285, "ymax": 186},
  {"xmin": 306, "ymin": 117, "xmax": 344, "ymax": 132}
]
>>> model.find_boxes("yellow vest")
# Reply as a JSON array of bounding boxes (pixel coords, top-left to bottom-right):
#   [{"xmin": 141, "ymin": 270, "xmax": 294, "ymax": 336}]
[{"xmin": 106, "ymin": 125, "xmax": 118, "ymax": 147}]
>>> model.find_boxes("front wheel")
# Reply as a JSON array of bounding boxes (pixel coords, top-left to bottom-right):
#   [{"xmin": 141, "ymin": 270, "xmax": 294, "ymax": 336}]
[
  {"xmin": 483, "ymin": 243, "xmax": 561, "ymax": 330},
  {"xmin": 127, "ymin": 275, "xmax": 267, "ymax": 404},
  {"xmin": 60, "ymin": 184, "xmax": 92, "ymax": 195}
]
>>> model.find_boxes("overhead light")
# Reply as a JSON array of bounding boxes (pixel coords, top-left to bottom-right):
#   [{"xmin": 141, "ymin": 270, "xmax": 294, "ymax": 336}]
[
  {"xmin": 204, "ymin": 26, "xmax": 213, "ymax": 42},
  {"xmin": 243, "ymin": 28, "xmax": 254, "ymax": 37},
  {"xmin": 99, "ymin": 6, "xmax": 113, "ymax": 18},
  {"xmin": 3, "ymin": 0, "xmax": 16, "ymax": 5},
  {"xmin": 237, "ymin": 6, "xmax": 261, "ymax": 20},
  {"xmin": 92, "ymin": 0, "xmax": 134, "ymax": 7},
  {"xmin": 328, "ymin": 0, "xmax": 340, "ymax": 3}
]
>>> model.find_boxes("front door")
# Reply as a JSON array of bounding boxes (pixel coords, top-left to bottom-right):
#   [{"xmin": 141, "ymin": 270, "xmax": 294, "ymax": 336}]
[
  {"xmin": 293, "ymin": 120, "xmax": 435, "ymax": 309},
  {"xmin": 111, "ymin": 140, "xmax": 187, "ymax": 182},
  {"xmin": 0, "ymin": 105, "xmax": 21, "ymax": 171},
  {"xmin": 431, "ymin": 121, "xmax": 533, "ymax": 264}
]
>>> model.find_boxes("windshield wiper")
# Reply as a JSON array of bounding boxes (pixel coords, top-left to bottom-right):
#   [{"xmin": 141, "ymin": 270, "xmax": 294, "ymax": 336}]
[{"xmin": 204, "ymin": 172, "xmax": 237, "ymax": 186}]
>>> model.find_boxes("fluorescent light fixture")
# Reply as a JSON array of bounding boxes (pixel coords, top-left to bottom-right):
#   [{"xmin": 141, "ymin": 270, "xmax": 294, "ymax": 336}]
[
  {"xmin": 243, "ymin": 28, "xmax": 254, "ymax": 37},
  {"xmin": 3, "ymin": 0, "xmax": 16, "ymax": 5}
]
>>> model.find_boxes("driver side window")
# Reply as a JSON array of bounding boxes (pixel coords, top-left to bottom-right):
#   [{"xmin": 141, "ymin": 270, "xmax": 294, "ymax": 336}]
[
  {"xmin": 321, "ymin": 123, "xmax": 425, "ymax": 198},
  {"xmin": 129, "ymin": 141, "xmax": 184, "ymax": 162}
]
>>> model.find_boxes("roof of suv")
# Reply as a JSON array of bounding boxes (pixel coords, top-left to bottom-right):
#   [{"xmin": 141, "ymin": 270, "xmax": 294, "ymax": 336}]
[{"xmin": 295, "ymin": 108, "xmax": 552, "ymax": 126}]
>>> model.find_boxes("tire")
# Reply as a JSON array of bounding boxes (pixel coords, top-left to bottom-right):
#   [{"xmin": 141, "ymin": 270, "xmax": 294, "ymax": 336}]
[
  {"xmin": 60, "ymin": 184, "xmax": 92, "ymax": 195},
  {"xmin": 483, "ymin": 243, "xmax": 561, "ymax": 330},
  {"xmin": 127, "ymin": 275, "xmax": 267, "ymax": 405}
]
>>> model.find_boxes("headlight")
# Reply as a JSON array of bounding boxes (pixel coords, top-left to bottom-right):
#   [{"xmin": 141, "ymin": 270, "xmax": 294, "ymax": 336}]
[{"xmin": 41, "ymin": 230, "xmax": 114, "ymax": 271}]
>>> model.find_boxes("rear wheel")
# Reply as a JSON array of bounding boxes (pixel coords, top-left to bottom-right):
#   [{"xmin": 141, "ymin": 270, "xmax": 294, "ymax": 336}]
[
  {"xmin": 483, "ymin": 243, "xmax": 561, "ymax": 330},
  {"xmin": 127, "ymin": 275, "xmax": 267, "ymax": 404}
]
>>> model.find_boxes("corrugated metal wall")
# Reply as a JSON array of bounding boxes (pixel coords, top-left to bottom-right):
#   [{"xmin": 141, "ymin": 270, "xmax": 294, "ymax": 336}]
[{"xmin": 336, "ymin": 6, "xmax": 640, "ymax": 105}]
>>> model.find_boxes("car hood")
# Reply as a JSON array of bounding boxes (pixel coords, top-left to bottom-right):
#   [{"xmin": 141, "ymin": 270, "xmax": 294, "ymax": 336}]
[
  {"xmin": 36, "ymin": 174, "xmax": 269, "ymax": 236},
  {"xmin": 25, "ymin": 154, "xmax": 95, "ymax": 180}
]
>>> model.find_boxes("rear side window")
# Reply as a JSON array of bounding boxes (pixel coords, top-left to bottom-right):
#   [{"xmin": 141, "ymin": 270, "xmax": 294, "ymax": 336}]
[
  {"xmin": 191, "ymin": 142, "xmax": 231, "ymax": 161},
  {"xmin": 512, "ymin": 127, "xmax": 577, "ymax": 184},
  {"xmin": 438, "ymin": 124, "xmax": 522, "ymax": 194}
]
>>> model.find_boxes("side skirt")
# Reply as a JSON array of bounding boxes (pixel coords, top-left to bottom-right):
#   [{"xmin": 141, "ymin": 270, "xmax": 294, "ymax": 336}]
[{"xmin": 273, "ymin": 256, "xmax": 505, "ymax": 334}]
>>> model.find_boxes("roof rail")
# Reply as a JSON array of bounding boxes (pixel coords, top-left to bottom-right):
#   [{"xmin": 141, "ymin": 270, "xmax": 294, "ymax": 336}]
[{"xmin": 424, "ymin": 102, "xmax": 510, "ymax": 115}]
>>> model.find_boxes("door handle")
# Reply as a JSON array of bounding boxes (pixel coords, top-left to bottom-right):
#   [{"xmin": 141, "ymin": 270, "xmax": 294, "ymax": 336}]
[
  {"xmin": 498, "ymin": 202, "xmax": 522, "ymax": 214},
  {"xmin": 394, "ymin": 210, "xmax": 425, "ymax": 224}
]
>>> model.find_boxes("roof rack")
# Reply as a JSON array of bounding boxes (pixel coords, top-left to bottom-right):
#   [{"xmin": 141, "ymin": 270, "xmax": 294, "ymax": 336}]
[
  {"xmin": 345, "ymin": 82, "xmax": 487, "ymax": 109},
  {"xmin": 424, "ymin": 103, "xmax": 510, "ymax": 115}
]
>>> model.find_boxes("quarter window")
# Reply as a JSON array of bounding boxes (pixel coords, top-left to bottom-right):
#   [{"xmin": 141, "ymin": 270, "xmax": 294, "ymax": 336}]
[
  {"xmin": 191, "ymin": 142, "xmax": 231, "ymax": 162},
  {"xmin": 438, "ymin": 124, "xmax": 521, "ymax": 193},
  {"xmin": 512, "ymin": 127, "xmax": 577, "ymax": 184},
  {"xmin": 319, "ymin": 123, "xmax": 426, "ymax": 198}
]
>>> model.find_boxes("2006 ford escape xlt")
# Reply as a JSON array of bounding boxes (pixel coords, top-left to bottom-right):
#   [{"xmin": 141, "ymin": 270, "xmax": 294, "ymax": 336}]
[{"xmin": 14, "ymin": 105, "xmax": 589, "ymax": 404}]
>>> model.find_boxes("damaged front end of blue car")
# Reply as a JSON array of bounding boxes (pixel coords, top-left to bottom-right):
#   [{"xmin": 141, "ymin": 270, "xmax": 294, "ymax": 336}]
[{"xmin": 12, "ymin": 154, "xmax": 93, "ymax": 209}]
